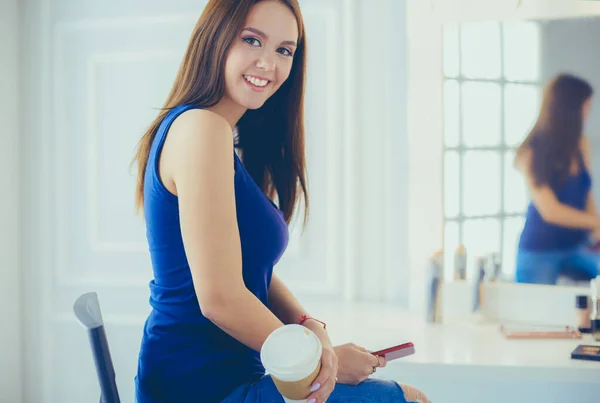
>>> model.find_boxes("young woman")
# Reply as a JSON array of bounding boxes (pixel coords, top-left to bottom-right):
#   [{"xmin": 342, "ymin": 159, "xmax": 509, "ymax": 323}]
[
  {"xmin": 132, "ymin": 1, "xmax": 429, "ymax": 402},
  {"xmin": 515, "ymin": 73, "xmax": 600, "ymax": 285}
]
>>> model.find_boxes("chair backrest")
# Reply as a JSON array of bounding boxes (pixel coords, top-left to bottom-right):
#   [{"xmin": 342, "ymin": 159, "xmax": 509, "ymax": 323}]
[{"xmin": 73, "ymin": 292, "xmax": 121, "ymax": 403}]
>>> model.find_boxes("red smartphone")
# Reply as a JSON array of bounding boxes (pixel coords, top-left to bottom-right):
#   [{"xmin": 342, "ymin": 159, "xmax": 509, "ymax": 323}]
[{"xmin": 371, "ymin": 342, "xmax": 415, "ymax": 361}]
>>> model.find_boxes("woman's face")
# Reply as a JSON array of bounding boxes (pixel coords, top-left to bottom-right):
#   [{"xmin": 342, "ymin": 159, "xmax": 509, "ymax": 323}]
[{"xmin": 223, "ymin": 1, "xmax": 299, "ymax": 111}]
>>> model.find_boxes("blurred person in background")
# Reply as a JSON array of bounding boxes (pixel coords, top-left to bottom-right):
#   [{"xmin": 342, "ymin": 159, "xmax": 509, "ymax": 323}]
[{"xmin": 514, "ymin": 73, "xmax": 600, "ymax": 285}]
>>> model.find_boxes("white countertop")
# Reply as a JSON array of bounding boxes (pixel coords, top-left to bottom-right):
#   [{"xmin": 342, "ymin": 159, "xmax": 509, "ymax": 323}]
[
  {"xmin": 300, "ymin": 299, "xmax": 600, "ymax": 402},
  {"xmin": 303, "ymin": 300, "xmax": 600, "ymax": 381}
]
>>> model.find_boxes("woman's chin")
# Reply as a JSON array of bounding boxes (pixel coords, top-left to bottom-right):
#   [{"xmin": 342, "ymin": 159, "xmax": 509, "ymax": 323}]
[
  {"xmin": 241, "ymin": 99, "xmax": 268, "ymax": 111},
  {"xmin": 234, "ymin": 87, "xmax": 273, "ymax": 110}
]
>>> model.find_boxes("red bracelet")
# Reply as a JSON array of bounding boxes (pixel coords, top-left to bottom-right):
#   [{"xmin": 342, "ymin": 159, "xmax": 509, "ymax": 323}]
[{"xmin": 298, "ymin": 314, "xmax": 327, "ymax": 330}]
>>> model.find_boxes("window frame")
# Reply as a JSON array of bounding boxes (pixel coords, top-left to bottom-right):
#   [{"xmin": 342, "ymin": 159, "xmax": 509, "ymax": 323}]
[{"xmin": 442, "ymin": 20, "xmax": 541, "ymax": 279}]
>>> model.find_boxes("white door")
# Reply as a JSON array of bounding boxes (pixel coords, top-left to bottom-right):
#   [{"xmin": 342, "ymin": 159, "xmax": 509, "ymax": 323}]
[{"xmin": 20, "ymin": 0, "xmax": 352, "ymax": 402}]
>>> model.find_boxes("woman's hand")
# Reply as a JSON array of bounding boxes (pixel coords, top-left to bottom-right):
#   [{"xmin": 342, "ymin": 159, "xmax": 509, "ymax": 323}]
[
  {"xmin": 306, "ymin": 345, "xmax": 338, "ymax": 403},
  {"xmin": 333, "ymin": 343, "xmax": 386, "ymax": 386},
  {"xmin": 302, "ymin": 320, "xmax": 338, "ymax": 403}
]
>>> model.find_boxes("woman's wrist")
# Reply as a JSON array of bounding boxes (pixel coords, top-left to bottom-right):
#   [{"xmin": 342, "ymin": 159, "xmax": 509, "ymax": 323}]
[{"xmin": 303, "ymin": 319, "xmax": 333, "ymax": 348}]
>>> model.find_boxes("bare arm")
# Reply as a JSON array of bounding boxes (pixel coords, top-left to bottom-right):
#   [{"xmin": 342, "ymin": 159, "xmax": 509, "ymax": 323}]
[
  {"xmin": 582, "ymin": 136, "xmax": 597, "ymax": 215},
  {"xmin": 516, "ymin": 147, "xmax": 600, "ymax": 230},
  {"xmin": 163, "ymin": 109, "xmax": 283, "ymax": 352},
  {"xmin": 268, "ymin": 276, "xmax": 387, "ymax": 388},
  {"xmin": 268, "ymin": 274, "xmax": 305, "ymax": 325},
  {"xmin": 268, "ymin": 274, "xmax": 331, "ymax": 347}
]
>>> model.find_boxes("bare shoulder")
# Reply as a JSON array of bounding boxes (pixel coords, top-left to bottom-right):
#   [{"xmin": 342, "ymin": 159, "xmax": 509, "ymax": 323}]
[
  {"xmin": 580, "ymin": 135, "xmax": 590, "ymax": 152},
  {"xmin": 164, "ymin": 108, "xmax": 234, "ymax": 163},
  {"xmin": 580, "ymin": 135, "xmax": 591, "ymax": 166},
  {"xmin": 169, "ymin": 108, "xmax": 232, "ymax": 144},
  {"xmin": 515, "ymin": 147, "xmax": 532, "ymax": 172},
  {"xmin": 160, "ymin": 108, "xmax": 234, "ymax": 193}
]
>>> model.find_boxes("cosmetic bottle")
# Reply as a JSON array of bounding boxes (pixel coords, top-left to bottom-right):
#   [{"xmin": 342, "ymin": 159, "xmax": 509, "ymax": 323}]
[
  {"xmin": 473, "ymin": 257, "xmax": 486, "ymax": 313},
  {"xmin": 454, "ymin": 245, "xmax": 467, "ymax": 281},
  {"xmin": 426, "ymin": 250, "xmax": 443, "ymax": 323},
  {"xmin": 575, "ymin": 295, "xmax": 591, "ymax": 333},
  {"xmin": 489, "ymin": 253, "xmax": 502, "ymax": 282}
]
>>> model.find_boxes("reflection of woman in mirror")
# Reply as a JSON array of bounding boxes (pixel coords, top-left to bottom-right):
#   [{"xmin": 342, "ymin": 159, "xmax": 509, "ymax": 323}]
[{"xmin": 515, "ymin": 73, "xmax": 600, "ymax": 285}]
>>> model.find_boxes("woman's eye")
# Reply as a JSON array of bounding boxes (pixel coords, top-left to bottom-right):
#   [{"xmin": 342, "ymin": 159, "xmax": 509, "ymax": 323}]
[
  {"xmin": 243, "ymin": 37, "xmax": 261, "ymax": 47},
  {"xmin": 277, "ymin": 48, "xmax": 293, "ymax": 57}
]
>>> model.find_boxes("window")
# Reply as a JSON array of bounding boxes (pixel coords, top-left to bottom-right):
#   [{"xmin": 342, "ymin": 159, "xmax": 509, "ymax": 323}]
[{"xmin": 442, "ymin": 21, "xmax": 542, "ymax": 280}]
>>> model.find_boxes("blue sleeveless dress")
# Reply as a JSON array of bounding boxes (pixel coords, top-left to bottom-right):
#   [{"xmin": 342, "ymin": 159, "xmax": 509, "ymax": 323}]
[
  {"xmin": 518, "ymin": 152, "xmax": 591, "ymax": 251},
  {"xmin": 134, "ymin": 104, "xmax": 290, "ymax": 403},
  {"xmin": 516, "ymin": 147, "xmax": 598, "ymax": 284}
]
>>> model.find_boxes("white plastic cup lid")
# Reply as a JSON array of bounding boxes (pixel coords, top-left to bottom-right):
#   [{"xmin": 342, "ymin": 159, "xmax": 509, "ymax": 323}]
[{"xmin": 260, "ymin": 324, "xmax": 322, "ymax": 382}]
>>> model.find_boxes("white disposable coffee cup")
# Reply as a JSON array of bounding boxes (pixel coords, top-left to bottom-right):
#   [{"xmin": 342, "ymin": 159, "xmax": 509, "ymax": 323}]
[{"xmin": 260, "ymin": 324, "xmax": 323, "ymax": 403}]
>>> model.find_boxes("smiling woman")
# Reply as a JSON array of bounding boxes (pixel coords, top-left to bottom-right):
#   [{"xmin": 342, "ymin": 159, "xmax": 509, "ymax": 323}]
[{"xmin": 131, "ymin": 1, "xmax": 428, "ymax": 403}]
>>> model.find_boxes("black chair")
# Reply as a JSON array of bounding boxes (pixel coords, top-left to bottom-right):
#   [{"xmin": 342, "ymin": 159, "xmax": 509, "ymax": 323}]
[{"xmin": 73, "ymin": 292, "xmax": 121, "ymax": 403}]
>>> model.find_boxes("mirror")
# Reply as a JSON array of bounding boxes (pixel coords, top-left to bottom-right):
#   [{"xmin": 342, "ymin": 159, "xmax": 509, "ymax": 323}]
[{"xmin": 440, "ymin": 16, "xmax": 600, "ymax": 287}]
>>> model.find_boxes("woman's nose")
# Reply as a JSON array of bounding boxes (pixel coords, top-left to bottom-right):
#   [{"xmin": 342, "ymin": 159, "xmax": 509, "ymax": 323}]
[{"xmin": 256, "ymin": 52, "xmax": 275, "ymax": 71}]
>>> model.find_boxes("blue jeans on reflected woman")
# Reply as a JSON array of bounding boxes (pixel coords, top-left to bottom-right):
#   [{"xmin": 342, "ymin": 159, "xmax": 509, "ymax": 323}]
[{"xmin": 515, "ymin": 245, "xmax": 600, "ymax": 285}]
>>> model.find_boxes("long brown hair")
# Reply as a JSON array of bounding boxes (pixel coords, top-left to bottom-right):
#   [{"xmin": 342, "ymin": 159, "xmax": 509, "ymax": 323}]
[
  {"xmin": 516, "ymin": 73, "xmax": 593, "ymax": 189},
  {"xmin": 132, "ymin": 0, "xmax": 308, "ymax": 225}
]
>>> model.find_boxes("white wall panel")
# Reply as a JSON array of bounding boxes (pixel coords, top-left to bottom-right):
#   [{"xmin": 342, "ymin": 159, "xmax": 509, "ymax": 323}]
[
  {"xmin": 0, "ymin": 0, "xmax": 22, "ymax": 401},
  {"xmin": 51, "ymin": 16, "xmax": 196, "ymax": 287},
  {"xmin": 275, "ymin": 1, "xmax": 347, "ymax": 296}
]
